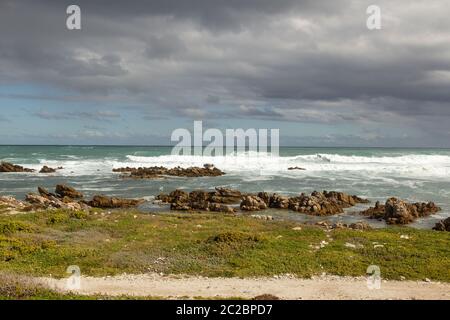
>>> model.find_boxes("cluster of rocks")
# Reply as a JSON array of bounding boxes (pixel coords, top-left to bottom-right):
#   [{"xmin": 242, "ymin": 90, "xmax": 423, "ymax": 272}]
[
  {"xmin": 0, "ymin": 162, "xmax": 34, "ymax": 173},
  {"xmin": 0, "ymin": 184, "xmax": 144, "ymax": 213},
  {"xmin": 433, "ymin": 217, "xmax": 450, "ymax": 232},
  {"xmin": 0, "ymin": 161, "xmax": 63, "ymax": 174},
  {"xmin": 155, "ymin": 187, "xmax": 241, "ymax": 213},
  {"xmin": 240, "ymin": 191, "xmax": 369, "ymax": 215},
  {"xmin": 26, "ymin": 185, "xmax": 88, "ymax": 211},
  {"xmin": 360, "ymin": 197, "xmax": 441, "ymax": 224},
  {"xmin": 113, "ymin": 164, "xmax": 224, "ymax": 179},
  {"xmin": 157, "ymin": 188, "xmax": 369, "ymax": 216}
]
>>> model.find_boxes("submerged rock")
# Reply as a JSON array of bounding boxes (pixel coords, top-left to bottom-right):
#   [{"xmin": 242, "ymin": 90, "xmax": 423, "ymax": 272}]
[{"xmin": 0, "ymin": 162, "xmax": 34, "ymax": 173}]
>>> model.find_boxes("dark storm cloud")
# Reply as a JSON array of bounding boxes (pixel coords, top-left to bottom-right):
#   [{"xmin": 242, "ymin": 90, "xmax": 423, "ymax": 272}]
[{"xmin": 1, "ymin": 0, "xmax": 450, "ymax": 145}]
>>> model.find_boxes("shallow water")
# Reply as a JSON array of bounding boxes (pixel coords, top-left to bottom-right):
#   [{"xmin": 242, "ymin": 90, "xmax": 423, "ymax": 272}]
[{"xmin": 1, "ymin": 145, "xmax": 449, "ymax": 229}]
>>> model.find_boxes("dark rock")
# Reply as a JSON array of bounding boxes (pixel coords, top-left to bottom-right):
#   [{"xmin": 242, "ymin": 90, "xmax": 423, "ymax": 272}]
[
  {"xmin": 360, "ymin": 201, "xmax": 385, "ymax": 219},
  {"xmin": 433, "ymin": 217, "xmax": 450, "ymax": 231},
  {"xmin": 288, "ymin": 166, "xmax": 306, "ymax": 170},
  {"xmin": 0, "ymin": 162, "xmax": 34, "ymax": 173},
  {"xmin": 39, "ymin": 166, "xmax": 58, "ymax": 173},
  {"xmin": 88, "ymin": 195, "xmax": 144, "ymax": 208},
  {"xmin": 156, "ymin": 188, "xmax": 237, "ymax": 213},
  {"xmin": 268, "ymin": 193, "xmax": 290, "ymax": 209},
  {"xmin": 55, "ymin": 184, "xmax": 83, "ymax": 199},
  {"xmin": 113, "ymin": 165, "xmax": 224, "ymax": 179}
]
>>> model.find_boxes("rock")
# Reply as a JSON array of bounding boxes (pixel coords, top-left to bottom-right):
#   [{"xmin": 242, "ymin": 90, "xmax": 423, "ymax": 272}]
[
  {"xmin": 348, "ymin": 222, "xmax": 372, "ymax": 230},
  {"xmin": 371, "ymin": 198, "xmax": 440, "ymax": 224},
  {"xmin": 240, "ymin": 195, "xmax": 267, "ymax": 211},
  {"xmin": 361, "ymin": 198, "xmax": 440, "ymax": 225},
  {"xmin": 156, "ymin": 188, "xmax": 238, "ymax": 213},
  {"xmin": 433, "ymin": 217, "xmax": 450, "ymax": 231},
  {"xmin": 288, "ymin": 166, "xmax": 306, "ymax": 170},
  {"xmin": 0, "ymin": 162, "xmax": 34, "ymax": 173},
  {"xmin": 55, "ymin": 184, "xmax": 83, "ymax": 199},
  {"xmin": 39, "ymin": 166, "xmax": 58, "ymax": 173},
  {"xmin": 211, "ymin": 187, "xmax": 242, "ymax": 203},
  {"xmin": 0, "ymin": 196, "xmax": 27, "ymax": 210},
  {"xmin": 289, "ymin": 192, "xmax": 344, "ymax": 216},
  {"xmin": 88, "ymin": 195, "xmax": 144, "ymax": 208},
  {"xmin": 25, "ymin": 193, "xmax": 60, "ymax": 209},
  {"xmin": 268, "ymin": 193, "xmax": 290, "ymax": 209},
  {"xmin": 113, "ymin": 165, "xmax": 224, "ymax": 179},
  {"xmin": 360, "ymin": 201, "xmax": 385, "ymax": 219}
]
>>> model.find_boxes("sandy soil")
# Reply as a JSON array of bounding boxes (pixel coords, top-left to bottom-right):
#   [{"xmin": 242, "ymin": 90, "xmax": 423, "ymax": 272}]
[{"xmin": 40, "ymin": 274, "xmax": 450, "ymax": 300}]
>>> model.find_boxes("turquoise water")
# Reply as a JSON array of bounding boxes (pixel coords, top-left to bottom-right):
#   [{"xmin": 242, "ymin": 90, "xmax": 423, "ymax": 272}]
[{"xmin": 1, "ymin": 145, "xmax": 449, "ymax": 228}]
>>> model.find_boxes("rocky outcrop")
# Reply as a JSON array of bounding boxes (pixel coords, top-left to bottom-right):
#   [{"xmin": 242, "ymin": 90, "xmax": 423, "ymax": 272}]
[
  {"xmin": 255, "ymin": 190, "xmax": 368, "ymax": 216},
  {"xmin": 287, "ymin": 191, "xmax": 368, "ymax": 216},
  {"xmin": 0, "ymin": 162, "xmax": 34, "ymax": 173},
  {"xmin": 288, "ymin": 167, "xmax": 306, "ymax": 170},
  {"xmin": 156, "ymin": 187, "xmax": 239, "ymax": 213},
  {"xmin": 25, "ymin": 192, "xmax": 87, "ymax": 211},
  {"xmin": 433, "ymin": 217, "xmax": 450, "ymax": 231},
  {"xmin": 113, "ymin": 164, "xmax": 224, "ymax": 179},
  {"xmin": 361, "ymin": 197, "xmax": 441, "ymax": 224},
  {"xmin": 88, "ymin": 195, "xmax": 144, "ymax": 209},
  {"xmin": 240, "ymin": 195, "xmax": 267, "ymax": 211},
  {"xmin": 39, "ymin": 166, "xmax": 62, "ymax": 173}
]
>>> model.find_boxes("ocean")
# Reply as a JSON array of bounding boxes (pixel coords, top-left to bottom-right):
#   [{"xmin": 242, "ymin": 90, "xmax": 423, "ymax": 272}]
[{"xmin": 1, "ymin": 145, "xmax": 449, "ymax": 229}]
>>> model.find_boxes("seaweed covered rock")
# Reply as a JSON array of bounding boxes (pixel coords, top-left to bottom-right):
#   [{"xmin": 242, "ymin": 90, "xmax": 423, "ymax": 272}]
[{"xmin": 0, "ymin": 162, "xmax": 34, "ymax": 173}]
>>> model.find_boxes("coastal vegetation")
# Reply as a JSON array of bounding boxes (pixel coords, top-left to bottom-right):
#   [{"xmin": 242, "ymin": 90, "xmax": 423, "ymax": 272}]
[{"xmin": 0, "ymin": 209, "xmax": 448, "ymax": 283}]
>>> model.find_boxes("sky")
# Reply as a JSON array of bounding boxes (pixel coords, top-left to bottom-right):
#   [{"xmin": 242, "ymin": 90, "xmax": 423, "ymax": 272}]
[{"xmin": 0, "ymin": 0, "xmax": 450, "ymax": 147}]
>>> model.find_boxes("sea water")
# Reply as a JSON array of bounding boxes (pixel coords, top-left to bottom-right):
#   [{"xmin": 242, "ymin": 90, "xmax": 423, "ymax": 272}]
[{"xmin": 1, "ymin": 145, "xmax": 449, "ymax": 228}]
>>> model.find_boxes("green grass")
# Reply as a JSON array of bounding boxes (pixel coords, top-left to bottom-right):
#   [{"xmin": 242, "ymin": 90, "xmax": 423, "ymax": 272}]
[{"xmin": 0, "ymin": 209, "xmax": 449, "ymax": 282}]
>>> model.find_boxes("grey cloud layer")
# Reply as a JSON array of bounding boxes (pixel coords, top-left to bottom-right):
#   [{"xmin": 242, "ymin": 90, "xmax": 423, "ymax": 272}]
[{"xmin": 1, "ymin": 0, "xmax": 450, "ymax": 144}]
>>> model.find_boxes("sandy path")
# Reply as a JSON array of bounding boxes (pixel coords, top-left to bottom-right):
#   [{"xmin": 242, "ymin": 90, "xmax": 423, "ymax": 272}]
[{"xmin": 40, "ymin": 274, "xmax": 450, "ymax": 300}]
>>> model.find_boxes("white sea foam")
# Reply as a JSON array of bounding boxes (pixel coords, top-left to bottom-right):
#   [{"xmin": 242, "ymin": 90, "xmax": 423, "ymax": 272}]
[
  {"xmin": 7, "ymin": 153, "xmax": 450, "ymax": 180},
  {"xmin": 120, "ymin": 153, "xmax": 450, "ymax": 179}
]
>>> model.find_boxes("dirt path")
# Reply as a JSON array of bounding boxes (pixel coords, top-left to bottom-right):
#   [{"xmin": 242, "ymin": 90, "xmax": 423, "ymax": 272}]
[{"xmin": 40, "ymin": 274, "xmax": 450, "ymax": 300}]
